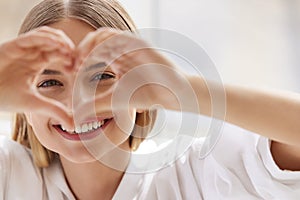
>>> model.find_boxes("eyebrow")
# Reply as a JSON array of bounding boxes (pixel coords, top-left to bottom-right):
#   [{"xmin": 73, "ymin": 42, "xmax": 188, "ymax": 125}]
[
  {"xmin": 41, "ymin": 62, "xmax": 107, "ymax": 75},
  {"xmin": 41, "ymin": 69, "xmax": 62, "ymax": 75},
  {"xmin": 84, "ymin": 62, "xmax": 107, "ymax": 72}
]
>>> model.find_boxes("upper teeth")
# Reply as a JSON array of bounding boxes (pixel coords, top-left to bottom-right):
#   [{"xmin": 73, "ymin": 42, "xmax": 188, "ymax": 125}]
[{"xmin": 61, "ymin": 120, "xmax": 106, "ymax": 134}]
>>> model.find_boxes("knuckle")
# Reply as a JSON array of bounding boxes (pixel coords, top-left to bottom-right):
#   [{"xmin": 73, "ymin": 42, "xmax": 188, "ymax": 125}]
[
  {"xmin": 37, "ymin": 26, "xmax": 51, "ymax": 32},
  {"xmin": 86, "ymin": 31, "xmax": 97, "ymax": 39},
  {"xmin": 55, "ymin": 29, "xmax": 66, "ymax": 37},
  {"xmin": 1, "ymin": 40, "xmax": 11, "ymax": 49}
]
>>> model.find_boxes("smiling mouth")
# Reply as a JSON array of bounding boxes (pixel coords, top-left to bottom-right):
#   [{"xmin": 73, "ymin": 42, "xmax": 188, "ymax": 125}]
[{"xmin": 53, "ymin": 118, "xmax": 113, "ymax": 140}]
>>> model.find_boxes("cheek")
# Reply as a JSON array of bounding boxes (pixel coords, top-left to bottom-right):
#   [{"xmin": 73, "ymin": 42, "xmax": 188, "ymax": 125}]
[
  {"xmin": 27, "ymin": 114, "xmax": 58, "ymax": 149},
  {"xmin": 105, "ymin": 109, "xmax": 136, "ymax": 145},
  {"xmin": 81, "ymin": 110, "xmax": 137, "ymax": 161},
  {"xmin": 27, "ymin": 114, "xmax": 49, "ymax": 134},
  {"xmin": 24, "ymin": 110, "xmax": 137, "ymax": 163}
]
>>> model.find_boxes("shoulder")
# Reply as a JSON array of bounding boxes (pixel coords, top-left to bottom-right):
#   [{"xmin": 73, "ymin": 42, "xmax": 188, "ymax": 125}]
[
  {"xmin": 208, "ymin": 122, "xmax": 261, "ymax": 159},
  {"xmin": 0, "ymin": 135, "xmax": 32, "ymax": 162},
  {"xmin": 0, "ymin": 135, "xmax": 40, "ymax": 178},
  {"xmin": 0, "ymin": 135, "xmax": 34, "ymax": 164},
  {"xmin": 178, "ymin": 123, "xmax": 300, "ymax": 198},
  {"xmin": 123, "ymin": 123, "xmax": 300, "ymax": 199},
  {"xmin": 0, "ymin": 135, "xmax": 46, "ymax": 198}
]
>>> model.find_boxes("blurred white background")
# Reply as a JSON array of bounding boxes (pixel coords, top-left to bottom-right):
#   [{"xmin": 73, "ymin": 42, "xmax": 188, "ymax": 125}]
[{"xmin": 0, "ymin": 0, "xmax": 300, "ymax": 136}]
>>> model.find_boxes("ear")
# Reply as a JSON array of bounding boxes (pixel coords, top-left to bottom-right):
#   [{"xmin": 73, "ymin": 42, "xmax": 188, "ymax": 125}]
[{"xmin": 24, "ymin": 112, "xmax": 33, "ymax": 126}]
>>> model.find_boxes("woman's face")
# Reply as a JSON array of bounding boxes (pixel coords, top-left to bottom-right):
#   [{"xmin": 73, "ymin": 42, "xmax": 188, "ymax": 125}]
[{"xmin": 25, "ymin": 18, "xmax": 136, "ymax": 163}]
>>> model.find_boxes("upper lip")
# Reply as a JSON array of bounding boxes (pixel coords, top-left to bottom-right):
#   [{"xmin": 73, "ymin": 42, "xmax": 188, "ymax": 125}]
[{"xmin": 74, "ymin": 116, "xmax": 113, "ymax": 125}]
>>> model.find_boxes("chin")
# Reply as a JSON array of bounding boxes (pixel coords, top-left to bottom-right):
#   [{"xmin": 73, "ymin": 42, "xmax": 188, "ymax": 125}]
[{"xmin": 59, "ymin": 147, "xmax": 99, "ymax": 164}]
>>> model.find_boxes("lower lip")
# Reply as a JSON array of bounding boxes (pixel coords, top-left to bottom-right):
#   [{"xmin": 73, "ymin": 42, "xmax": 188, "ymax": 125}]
[{"xmin": 54, "ymin": 119, "xmax": 112, "ymax": 141}]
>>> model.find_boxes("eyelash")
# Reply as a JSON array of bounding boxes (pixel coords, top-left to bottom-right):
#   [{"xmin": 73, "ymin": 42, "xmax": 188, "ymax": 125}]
[
  {"xmin": 37, "ymin": 79, "xmax": 63, "ymax": 88},
  {"xmin": 90, "ymin": 72, "xmax": 115, "ymax": 82},
  {"xmin": 37, "ymin": 72, "xmax": 115, "ymax": 88}
]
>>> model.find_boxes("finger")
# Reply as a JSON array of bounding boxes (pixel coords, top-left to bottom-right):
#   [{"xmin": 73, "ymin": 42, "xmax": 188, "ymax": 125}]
[
  {"xmin": 36, "ymin": 26, "xmax": 75, "ymax": 50},
  {"xmin": 0, "ymin": 42, "xmax": 29, "ymax": 60},
  {"xmin": 17, "ymin": 50, "xmax": 72, "ymax": 73},
  {"xmin": 75, "ymin": 30, "xmax": 146, "ymax": 74},
  {"xmin": 73, "ymin": 94, "xmax": 113, "ymax": 122},
  {"xmin": 11, "ymin": 47, "xmax": 64, "ymax": 62},
  {"xmin": 24, "ymin": 26, "xmax": 74, "ymax": 50},
  {"xmin": 42, "ymin": 50, "xmax": 73, "ymax": 66},
  {"xmin": 16, "ymin": 31, "xmax": 72, "ymax": 55},
  {"xmin": 76, "ymin": 28, "xmax": 120, "ymax": 64},
  {"xmin": 2, "ymin": 40, "xmax": 66, "ymax": 63},
  {"xmin": 29, "ymin": 93, "xmax": 72, "ymax": 123},
  {"xmin": 17, "ymin": 32, "xmax": 60, "ymax": 48}
]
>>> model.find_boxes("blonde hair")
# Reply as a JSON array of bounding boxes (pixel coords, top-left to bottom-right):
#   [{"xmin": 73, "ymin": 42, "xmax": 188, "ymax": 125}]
[{"xmin": 13, "ymin": 0, "xmax": 156, "ymax": 168}]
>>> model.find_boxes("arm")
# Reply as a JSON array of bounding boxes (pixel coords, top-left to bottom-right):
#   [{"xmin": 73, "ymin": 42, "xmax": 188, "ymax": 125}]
[
  {"xmin": 188, "ymin": 76, "xmax": 300, "ymax": 146},
  {"xmin": 188, "ymin": 76, "xmax": 300, "ymax": 170},
  {"xmin": 75, "ymin": 28, "xmax": 300, "ymax": 169}
]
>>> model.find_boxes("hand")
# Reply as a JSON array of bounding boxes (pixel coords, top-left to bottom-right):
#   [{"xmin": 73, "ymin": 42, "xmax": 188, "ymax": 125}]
[
  {"xmin": 73, "ymin": 28, "xmax": 195, "ymax": 118},
  {"xmin": 0, "ymin": 26, "xmax": 74, "ymax": 120}
]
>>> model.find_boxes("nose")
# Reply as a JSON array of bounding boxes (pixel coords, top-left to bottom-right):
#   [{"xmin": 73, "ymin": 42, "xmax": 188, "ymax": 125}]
[
  {"xmin": 59, "ymin": 80, "xmax": 84, "ymax": 111},
  {"xmin": 57, "ymin": 92, "xmax": 77, "ymax": 130},
  {"xmin": 57, "ymin": 74, "xmax": 114, "ymax": 127},
  {"xmin": 58, "ymin": 90, "xmax": 93, "ymax": 129}
]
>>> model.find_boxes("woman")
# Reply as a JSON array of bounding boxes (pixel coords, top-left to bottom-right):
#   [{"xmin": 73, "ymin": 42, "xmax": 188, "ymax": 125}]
[{"xmin": 0, "ymin": 0, "xmax": 300, "ymax": 199}]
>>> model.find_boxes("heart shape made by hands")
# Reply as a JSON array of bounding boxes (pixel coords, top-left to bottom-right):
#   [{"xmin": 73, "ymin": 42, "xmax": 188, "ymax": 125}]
[{"xmin": 30, "ymin": 27, "xmax": 160, "ymax": 127}]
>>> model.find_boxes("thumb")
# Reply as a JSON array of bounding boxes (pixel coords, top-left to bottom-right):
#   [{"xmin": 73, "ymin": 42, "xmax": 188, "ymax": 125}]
[{"xmin": 29, "ymin": 94, "xmax": 72, "ymax": 124}]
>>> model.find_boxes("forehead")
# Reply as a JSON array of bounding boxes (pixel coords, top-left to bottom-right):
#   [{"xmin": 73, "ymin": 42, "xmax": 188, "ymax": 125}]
[{"xmin": 48, "ymin": 18, "xmax": 95, "ymax": 46}]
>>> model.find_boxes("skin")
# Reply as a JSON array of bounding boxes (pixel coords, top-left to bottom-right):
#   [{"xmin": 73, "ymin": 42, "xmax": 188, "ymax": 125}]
[
  {"xmin": 187, "ymin": 78, "xmax": 300, "ymax": 170},
  {"xmin": 0, "ymin": 26, "xmax": 73, "ymax": 121},
  {"xmin": 27, "ymin": 19, "xmax": 136, "ymax": 200},
  {"xmin": 74, "ymin": 24, "xmax": 300, "ymax": 170},
  {"xmin": 0, "ymin": 16, "xmax": 300, "ymax": 199}
]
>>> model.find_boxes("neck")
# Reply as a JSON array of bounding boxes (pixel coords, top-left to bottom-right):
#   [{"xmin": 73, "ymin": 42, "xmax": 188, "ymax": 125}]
[{"xmin": 60, "ymin": 143, "xmax": 131, "ymax": 200}]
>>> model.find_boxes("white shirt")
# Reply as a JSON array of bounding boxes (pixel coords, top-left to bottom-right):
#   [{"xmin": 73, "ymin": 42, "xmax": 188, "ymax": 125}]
[{"xmin": 1, "ymin": 122, "xmax": 300, "ymax": 200}]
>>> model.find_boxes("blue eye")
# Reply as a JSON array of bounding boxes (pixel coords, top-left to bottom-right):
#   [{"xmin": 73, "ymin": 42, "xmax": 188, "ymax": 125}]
[
  {"xmin": 90, "ymin": 73, "xmax": 115, "ymax": 82},
  {"xmin": 38, "ymin": 79, "xmax": 63, "ymax": 88}
]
